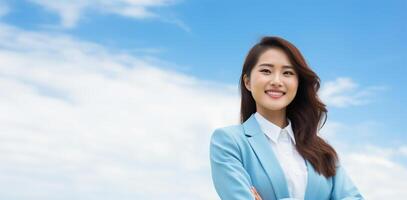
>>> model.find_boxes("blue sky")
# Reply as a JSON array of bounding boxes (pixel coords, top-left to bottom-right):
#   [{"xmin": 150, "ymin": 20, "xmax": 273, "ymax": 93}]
[
  {"xmin": 7, "ymin": 0, "xmax": 404, "ymax": 145},
  {"xmin": 0, "ymin": 0, "xmax": 406, "ymax": 199}
]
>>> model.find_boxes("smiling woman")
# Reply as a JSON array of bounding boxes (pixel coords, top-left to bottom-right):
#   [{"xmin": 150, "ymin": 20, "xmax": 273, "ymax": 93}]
[{"xmin": 209, "ymin": 36, "xmax": 364, "ymax": 200}]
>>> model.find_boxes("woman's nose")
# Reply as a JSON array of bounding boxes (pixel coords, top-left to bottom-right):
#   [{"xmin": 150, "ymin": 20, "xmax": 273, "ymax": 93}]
[{"xmin": 270, "ymin": 73, "xmax": 283, "ymax": 86}]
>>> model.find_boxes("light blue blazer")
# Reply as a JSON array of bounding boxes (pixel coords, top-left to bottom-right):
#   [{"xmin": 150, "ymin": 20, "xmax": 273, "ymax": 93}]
[{"xmin": 209, "ymin": 114, "xmax": 364, "ymax": 200}]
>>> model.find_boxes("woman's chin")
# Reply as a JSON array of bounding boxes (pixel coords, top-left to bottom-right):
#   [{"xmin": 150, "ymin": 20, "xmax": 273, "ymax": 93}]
[{"xmin": 263, "ymin": 105, "xmax": 287, "ymax": 112}]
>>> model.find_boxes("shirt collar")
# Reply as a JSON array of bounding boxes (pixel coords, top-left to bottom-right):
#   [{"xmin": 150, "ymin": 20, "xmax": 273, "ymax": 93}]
[{"xmin": 254, "ymin": 112, "xmax": 296, "ymax": 144}]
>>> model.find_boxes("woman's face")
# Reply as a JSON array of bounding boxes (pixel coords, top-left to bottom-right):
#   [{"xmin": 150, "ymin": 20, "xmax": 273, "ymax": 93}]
[{"xmin": 244, "ymin": 48, "xmax": 299, "ymax": 113}]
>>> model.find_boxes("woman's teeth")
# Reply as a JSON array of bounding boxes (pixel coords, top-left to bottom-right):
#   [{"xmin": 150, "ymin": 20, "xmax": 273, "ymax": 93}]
[{"xmin": 266, "ymin": 91, "xmax": 285, "ymax": 97}]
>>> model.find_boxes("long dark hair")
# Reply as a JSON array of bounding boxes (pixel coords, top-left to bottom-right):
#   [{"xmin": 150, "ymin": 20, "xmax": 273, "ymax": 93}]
[{"xmin": 239, "ymin": 36, "xmax": 338, "ymax": 177}]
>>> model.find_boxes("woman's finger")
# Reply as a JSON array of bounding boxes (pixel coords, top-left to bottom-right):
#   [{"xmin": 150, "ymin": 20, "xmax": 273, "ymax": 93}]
[{"xmin": 251, "ymin": 187, "xmax": 262, "ymax": 200}]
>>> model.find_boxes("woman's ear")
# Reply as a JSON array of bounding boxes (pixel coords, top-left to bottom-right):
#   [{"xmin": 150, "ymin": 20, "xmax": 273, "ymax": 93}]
[{"xmin": 243, "ymin": 74, "xmax": 251, "ymax": 92}]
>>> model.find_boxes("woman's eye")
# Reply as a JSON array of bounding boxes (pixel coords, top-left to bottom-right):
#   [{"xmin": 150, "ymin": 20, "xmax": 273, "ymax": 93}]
[
  {"xmin": 260, "ymin": 69, "xmax": 271, "ymax": 73},
  {"xmin": 284, "ymin": 71, "xmax": 295, "ymax": 75}
]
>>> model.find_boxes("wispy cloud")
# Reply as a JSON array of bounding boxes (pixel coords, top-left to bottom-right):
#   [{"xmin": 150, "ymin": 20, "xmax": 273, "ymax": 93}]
[
  {"xmin": 0, "ymin": 23, "xmax": 405, "ymax": 199},
  {"xmin": 26, "ymin": 0, "xmax": 189, "ymax": 30},
  {"xmin": 319, "ymin": 120, "xmax": 407, "ymax": 199},
  {"xmin": 342, "ymin": 147, "xmax": 407, "ymax": 199},
  {"xmin": 319, "ymin": 77, "xmax": 386, "ymax": 108},
  {"xmin": 0, "ymin": 22, "xmax": 234, "ymax": 199}
]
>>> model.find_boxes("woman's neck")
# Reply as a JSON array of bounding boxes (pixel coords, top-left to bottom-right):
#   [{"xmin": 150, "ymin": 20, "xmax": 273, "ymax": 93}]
[{"xmin": 257, "ymin": 108, "xmax": 287, "ymax": 128}]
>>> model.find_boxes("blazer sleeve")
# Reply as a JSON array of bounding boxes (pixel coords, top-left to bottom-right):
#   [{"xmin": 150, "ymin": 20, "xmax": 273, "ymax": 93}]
[
  {"xmin": 209, "ymin": 128, "xmax": 255, "ymax": 200},
  {"xmin": 330, "ymin": 163, "xmax": 364, "ymax": 200}
]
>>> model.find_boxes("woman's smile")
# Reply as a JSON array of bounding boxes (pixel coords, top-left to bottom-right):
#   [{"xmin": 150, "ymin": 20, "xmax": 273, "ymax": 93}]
[{"xmin": 265, "ymin": 89, "xmax": 286, "ymax": 99}]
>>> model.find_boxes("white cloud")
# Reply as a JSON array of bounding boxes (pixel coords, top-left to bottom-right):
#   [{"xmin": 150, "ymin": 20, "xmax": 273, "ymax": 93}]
[
  {"xmin": 342, "ymin": 149, "xmax": 407, "ymax": 200},
  {"xmin": 319, "ymin": 77, "xmax": 386, "ymax": 108},
  {"xmin": 27, "ymin": 0, "xmax": 185, "ymax": 29},
  {"xmin": 0, "ymin": 22, "xmax": 235, "ymax": 199},
  {"xmin": 0, "ymin": 23, "xmax": 405, "ymax": 199},
  {"xmin": 399, "ymin": 146, "xmax": 407, "ymax": 157},
  {"xmin": 318, "ymin": 117, "xmax": 407, "ymax": 199}
]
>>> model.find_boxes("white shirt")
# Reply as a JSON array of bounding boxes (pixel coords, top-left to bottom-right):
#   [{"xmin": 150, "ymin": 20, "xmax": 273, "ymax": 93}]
[{"xmin": 254, "ymin": 112, "xmax": 308, "ymax": 200}]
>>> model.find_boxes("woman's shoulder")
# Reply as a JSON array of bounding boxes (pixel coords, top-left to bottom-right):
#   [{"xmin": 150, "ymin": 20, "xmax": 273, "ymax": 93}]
[
  {"xmin": 213, "ymin": 123, "xmax": 244, "ymax": 134},
  {"xmin": 210, "ymin": 123, "xmax": 246, "ymax": 143}
]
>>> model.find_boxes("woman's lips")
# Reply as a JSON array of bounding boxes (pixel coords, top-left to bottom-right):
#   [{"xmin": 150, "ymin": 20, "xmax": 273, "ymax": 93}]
[{"xmin": 265, "ymin": 90, "xmax": 285, "ymax": 99}]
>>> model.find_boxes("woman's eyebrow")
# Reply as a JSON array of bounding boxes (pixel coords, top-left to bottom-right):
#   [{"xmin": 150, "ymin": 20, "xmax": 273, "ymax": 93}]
[{"xmin": 258, "ymin": 63, "xmax": 294, "ymax": 69}]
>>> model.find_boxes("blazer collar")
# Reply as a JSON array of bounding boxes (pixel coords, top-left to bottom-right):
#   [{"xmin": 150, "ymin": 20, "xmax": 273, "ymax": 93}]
[{"xmin": 242, "ymin": 113, "xmax": 322, "ymax": 199}]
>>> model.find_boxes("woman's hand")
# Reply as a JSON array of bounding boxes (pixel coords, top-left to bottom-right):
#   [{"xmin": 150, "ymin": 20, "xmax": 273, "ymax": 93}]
[{"xmin": 251, "ymin": 186, "xmax": 263, "ymax": 200}]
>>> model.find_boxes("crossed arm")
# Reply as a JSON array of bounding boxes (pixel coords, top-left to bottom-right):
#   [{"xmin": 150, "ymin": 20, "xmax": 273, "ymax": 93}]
[
  {"xmin": 210, "ymin": 128, "xmax": 258, "ymax": 200},
  {"xmin": 209, "ymin": 129, "xmax": 295, "ymax": 200}
]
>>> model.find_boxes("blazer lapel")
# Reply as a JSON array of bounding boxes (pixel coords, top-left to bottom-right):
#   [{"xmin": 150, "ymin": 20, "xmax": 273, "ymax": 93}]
[{"xmin": 243, "ymin": 114, "xmax": 290, "ymax": 199}]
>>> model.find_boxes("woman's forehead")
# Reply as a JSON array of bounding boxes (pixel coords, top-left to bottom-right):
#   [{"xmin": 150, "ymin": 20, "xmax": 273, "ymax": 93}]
[{"xmin": 257, "ymin": 48, "xmax": 292, "ymax": 67}]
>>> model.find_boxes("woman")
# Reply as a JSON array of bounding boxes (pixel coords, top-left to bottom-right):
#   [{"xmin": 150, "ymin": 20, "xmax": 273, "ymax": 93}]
[{"xmin": 209, "ymin": 36, "xmax": 364, "ymax": 200}]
